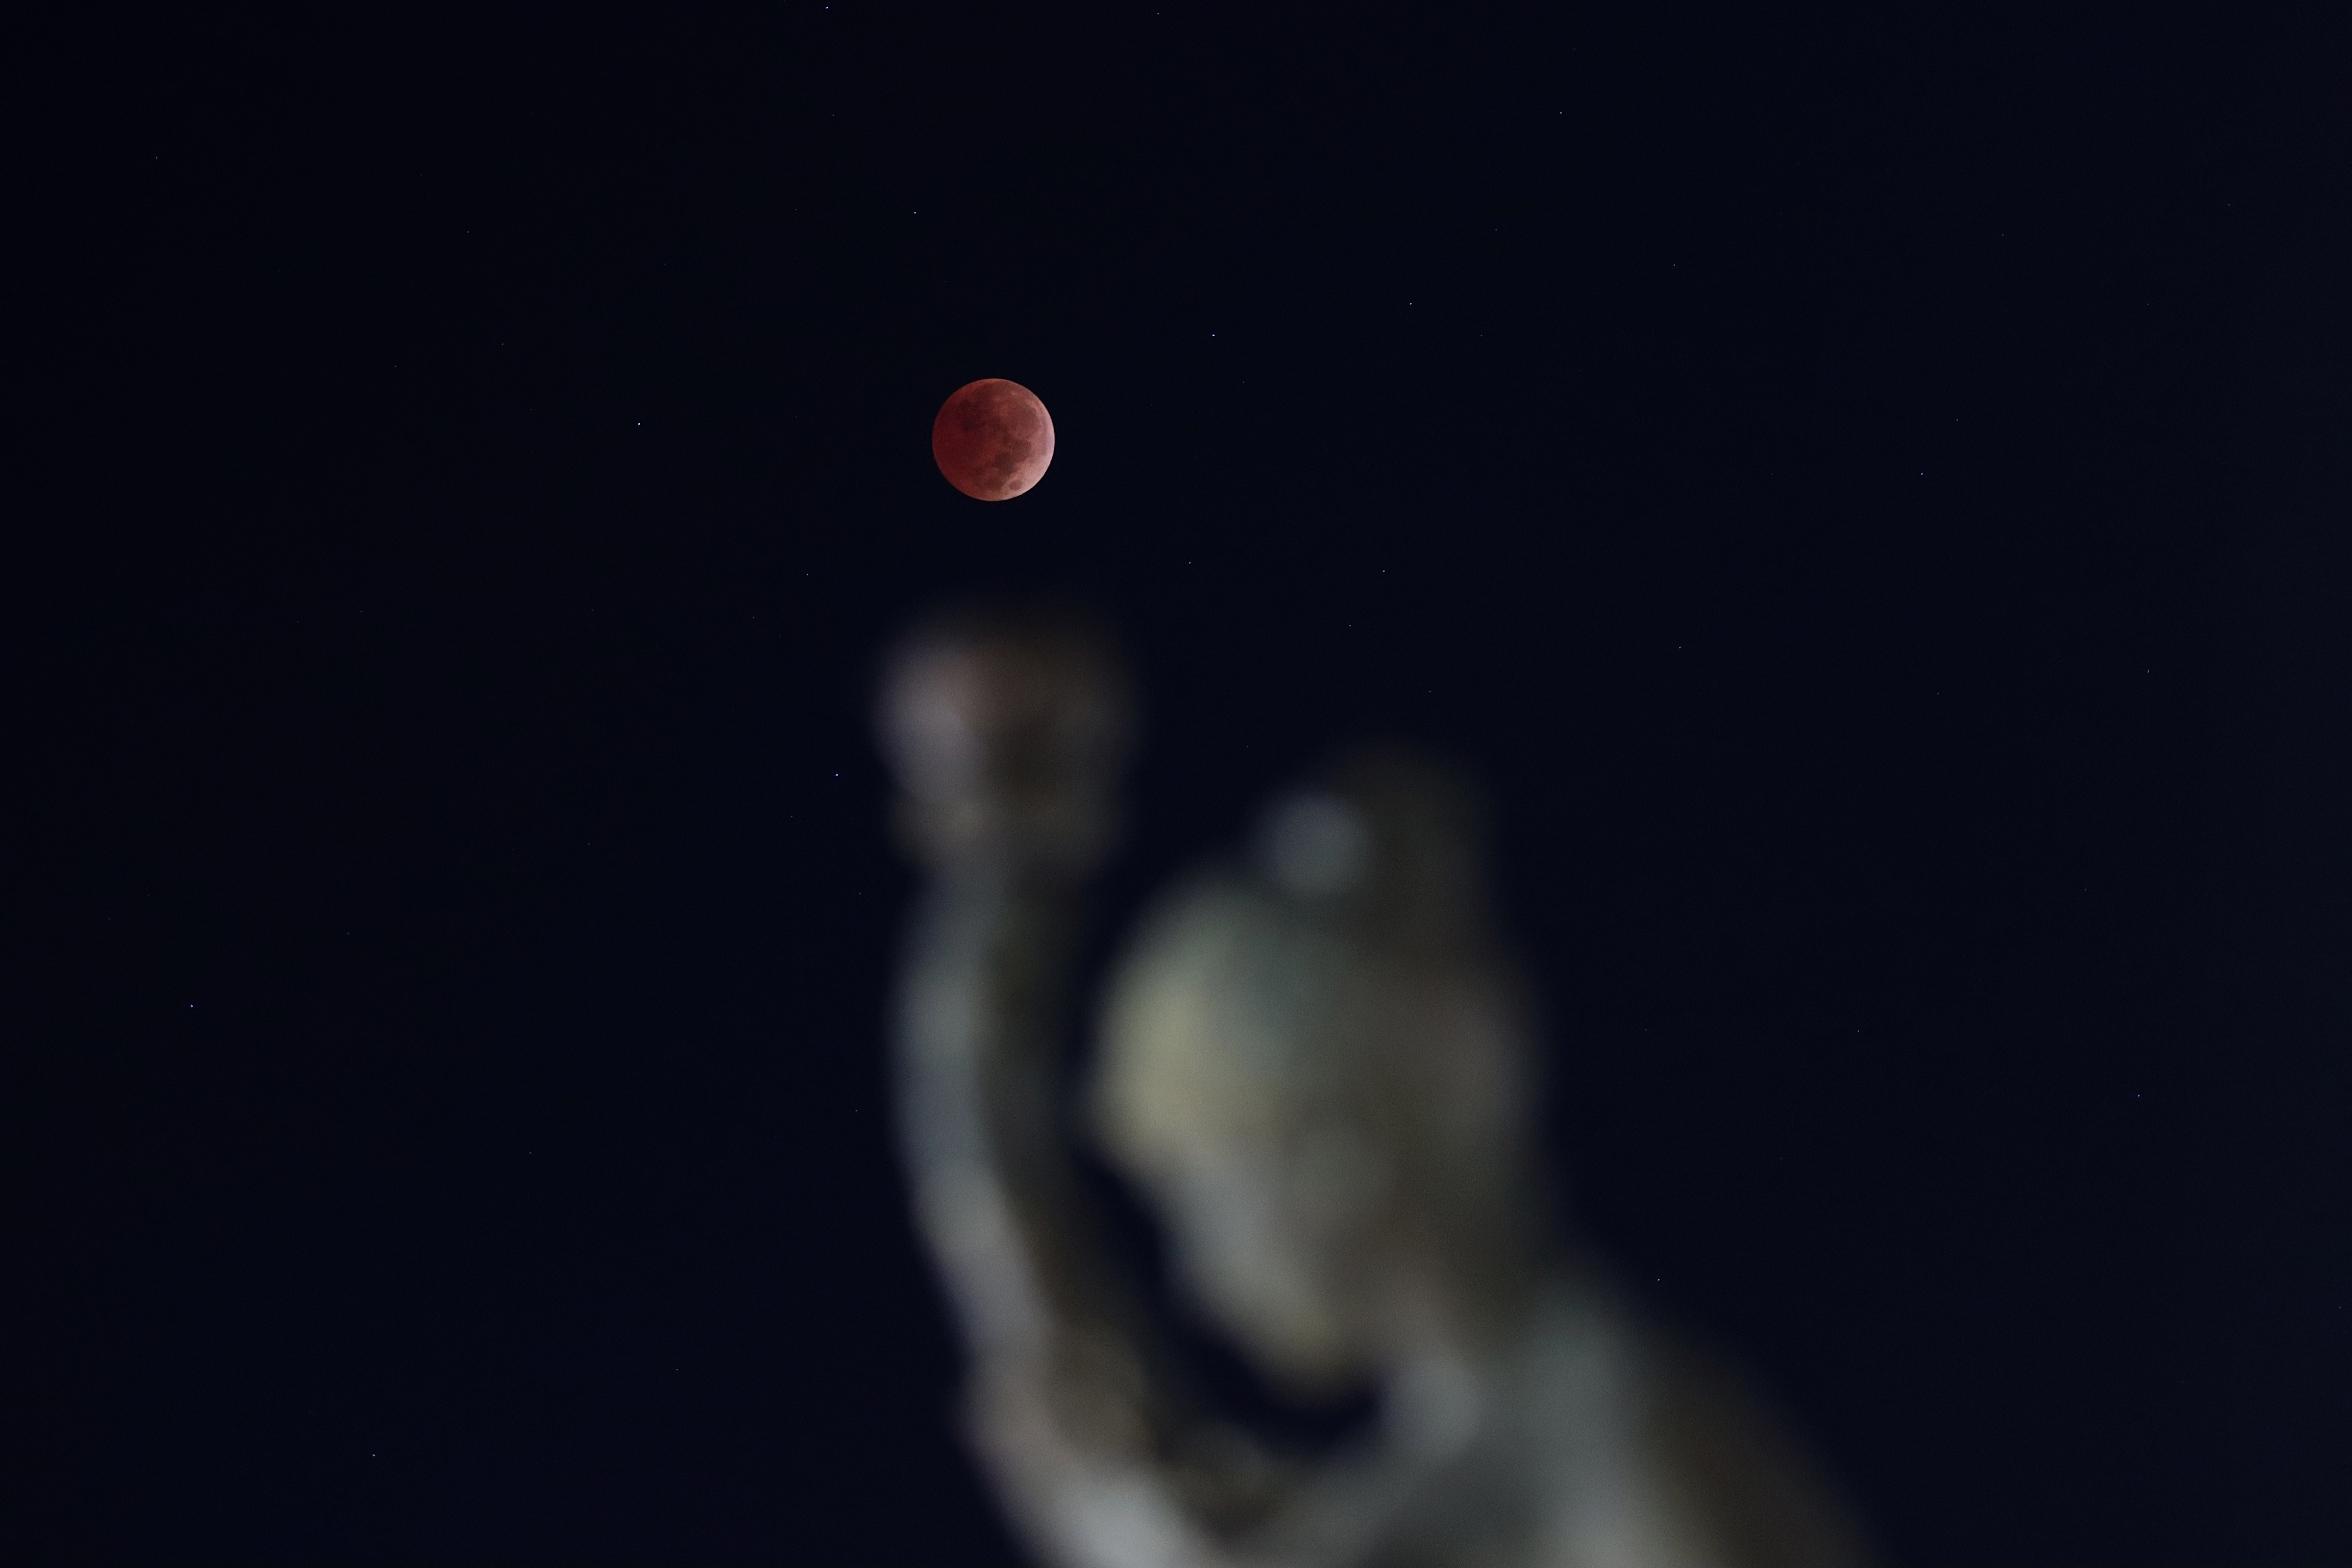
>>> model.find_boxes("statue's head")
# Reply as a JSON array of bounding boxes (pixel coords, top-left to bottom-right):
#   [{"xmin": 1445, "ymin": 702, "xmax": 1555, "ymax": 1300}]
[{"xmin": 1092, "ymin": 751, "xmax": 1547, "ymax": 1391}]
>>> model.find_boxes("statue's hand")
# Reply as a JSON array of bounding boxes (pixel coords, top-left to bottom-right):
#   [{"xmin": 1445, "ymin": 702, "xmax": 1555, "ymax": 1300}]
[{"xmin": 879, "ymin": 609, "xmax": 1134, "ymax": 871}]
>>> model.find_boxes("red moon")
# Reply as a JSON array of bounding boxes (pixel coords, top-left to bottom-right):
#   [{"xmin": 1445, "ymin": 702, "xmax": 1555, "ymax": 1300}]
[{"xmin": 932, "ymin": 378, "xmax": 1054, "ymax": 501}]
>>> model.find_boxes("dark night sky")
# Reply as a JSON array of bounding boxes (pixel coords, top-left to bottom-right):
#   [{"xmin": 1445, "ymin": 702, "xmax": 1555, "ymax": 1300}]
[{"xmin": 10, "ymin": 6, "xmax": 2348, "ymax": 1563}]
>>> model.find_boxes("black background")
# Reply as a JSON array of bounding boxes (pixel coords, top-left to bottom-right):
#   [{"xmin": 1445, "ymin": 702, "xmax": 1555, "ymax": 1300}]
[{"xmin": 10, "ymin": 6, "xmax": 2348, "ymax": 1563}]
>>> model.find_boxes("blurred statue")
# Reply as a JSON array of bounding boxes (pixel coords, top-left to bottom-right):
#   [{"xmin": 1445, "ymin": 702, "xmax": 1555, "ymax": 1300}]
[{"xmin": 880, "ymin": 609, "xmax": 1869, "ymax": 1568}]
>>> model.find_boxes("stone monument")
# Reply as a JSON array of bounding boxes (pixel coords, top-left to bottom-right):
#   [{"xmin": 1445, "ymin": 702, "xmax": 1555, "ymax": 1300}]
[{"xmin": 880, "ymin": 608, "xmax": 1869, "ymax": 1568}]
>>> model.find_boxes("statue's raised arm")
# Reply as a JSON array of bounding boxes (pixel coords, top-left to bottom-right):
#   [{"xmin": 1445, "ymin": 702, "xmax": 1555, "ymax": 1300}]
[
  {"xmin": 881, "ymin": 610, "xmax": 1294, "ymax": 1568},
  {"xmin": 880, "ymin": 609, "xmax": 1873, "ymax": 1568}
]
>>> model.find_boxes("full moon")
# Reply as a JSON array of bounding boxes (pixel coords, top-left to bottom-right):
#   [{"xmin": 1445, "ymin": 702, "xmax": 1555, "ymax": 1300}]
[{"xmin": 932, "ymin": 379, "xmax": 1054, "ymax": 501}]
